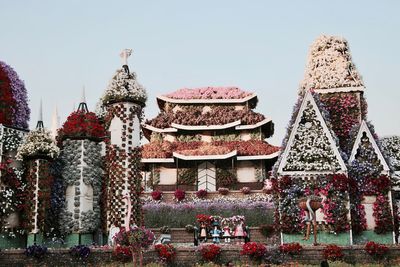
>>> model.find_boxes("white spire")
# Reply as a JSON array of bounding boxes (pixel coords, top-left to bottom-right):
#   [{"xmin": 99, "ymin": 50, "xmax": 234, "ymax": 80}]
[
  {"xmin": 38, "ymin": 99, "xmax": 43, "ymax": 122},
  {"xmin": 81, "ymin": 85, "xmax": 86, "ymax": 103},
  {"xmin": 50, "ymin": 105, "xmax": 60, "ymax": 140}
]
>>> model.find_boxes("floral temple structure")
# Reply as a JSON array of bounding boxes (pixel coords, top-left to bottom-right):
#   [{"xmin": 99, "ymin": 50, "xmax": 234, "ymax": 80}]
[
  {"xmin": 141, "ymin": 86, "xmax": 279, "ymax": 192},
  {"xmin": 0, "ymin": 35, "xmax": 400, "ymax": 265},
  {"xmin": 273, "ymin": 35, "xmax": 396, "ymax": 245}
]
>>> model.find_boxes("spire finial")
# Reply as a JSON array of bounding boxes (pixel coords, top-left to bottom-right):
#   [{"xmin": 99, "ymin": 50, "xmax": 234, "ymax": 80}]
[
  {"xmin": 50, "ymin": 105, "xmax": 60, "ymax": 140},
  {"xmin": 36, "ymin": 99, "xmax": 44, "ymax": 130},
  {"xmin": 77, "ymin": 87, "xmax": 89, "ymax": 112},
  {"xmin": 120, "ymin": 49, "xmax": 132, "ymax": 74}
]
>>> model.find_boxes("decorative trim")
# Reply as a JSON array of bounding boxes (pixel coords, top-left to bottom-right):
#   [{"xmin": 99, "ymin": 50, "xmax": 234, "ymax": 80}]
[
  {"xmin": 237, "ymin": 151, "xmax": 280, "ymax": 161},
  {"xmin": 171, "ymin": 120, "xmax": 241, "ymax": 131},
  {"xmin": 277, "ymin": 91, "xmax": 347, "ymax": 175},
  {"xmin": 141, "ymin": 158, "xmax": 174, "ymax": 163},
  {"xmin": 313, "ymin": 86, "xmax": 365, "ymax": 94},
  {"xmin": 173, "ymin": 150, "xmax": 237, "ymax": 160},
  {"xmin": 349, "ymin": 120, "xmax": 390, "ymax": 172},
  {"xmin": 235, "ymin": 118, "xmax": 272, "ymax": 130},
  {"xmin": 142, "ymin": 124, "xmax": 177, "ymax": 133}
]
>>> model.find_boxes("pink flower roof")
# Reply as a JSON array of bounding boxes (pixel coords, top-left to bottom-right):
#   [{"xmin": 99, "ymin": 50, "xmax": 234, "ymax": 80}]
[{"xmin": 164, "ymin": 87, "xmax": 252, "ymax": 100}]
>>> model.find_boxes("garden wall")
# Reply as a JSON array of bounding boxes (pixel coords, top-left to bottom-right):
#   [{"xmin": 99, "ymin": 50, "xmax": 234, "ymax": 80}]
[{"xmin": 1, "ymin": 246, "xmax": 400, "ymax": 266}]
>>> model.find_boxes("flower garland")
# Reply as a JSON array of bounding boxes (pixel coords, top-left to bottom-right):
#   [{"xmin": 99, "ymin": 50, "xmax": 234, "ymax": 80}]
[
  {"xmin": 101, "ymin": 68, "xmax": 147, "ymax": 106},
  {"xmin": 0, "ymin": 61, "xmax": 30, "ymax": 129},
  {"xmin": 16, "ymin": 129, "xmax": 60, "ymax": 160},
  {"xmin": 300, "ymin": 35, "xmax": 364, "ymax": 91},
  {"xmin": 58, "ymin": 111, "xmax": 105, "ymax": 141}
]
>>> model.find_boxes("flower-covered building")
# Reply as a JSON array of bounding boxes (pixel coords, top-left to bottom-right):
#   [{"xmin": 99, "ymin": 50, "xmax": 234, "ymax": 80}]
[
  {"xmin": 142, "ymin": 87, "xmax": 280, "ymax": 192},
  {"xmin": 274, "ymin": 35, "xmax": 395, "ymax": 245}
]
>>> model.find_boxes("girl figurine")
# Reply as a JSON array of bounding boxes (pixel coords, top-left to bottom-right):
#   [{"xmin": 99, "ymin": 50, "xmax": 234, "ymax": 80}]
[
  {"xmin": 200, "ymin": 222, "xmax": 207, "ymax": 242},
  {"xmin": 210, "ymin": 221, "xmax": 222, "ymax": 244},
  {"xmin": 233, "ymin": 221, "xmax": 246, "ymax": 244},
  {"xmin": 222, "ymin": 225, "xmax": 231, "ymax": 243}
]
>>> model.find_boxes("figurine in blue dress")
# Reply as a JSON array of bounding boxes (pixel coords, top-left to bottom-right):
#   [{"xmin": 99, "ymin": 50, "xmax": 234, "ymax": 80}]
[{"xmin": 210, "ymin": 221, "xmax": 222, "ymax": 243}]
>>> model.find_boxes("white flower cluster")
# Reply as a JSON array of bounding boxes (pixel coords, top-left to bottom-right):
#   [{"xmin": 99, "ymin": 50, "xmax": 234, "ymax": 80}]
[
  {"xmin": 102, "ymin": 68, "xmax": 147, "ymax": 105},
  {"xmin": 381, "ymin": 136, "xmax": 400, "ymax": 171},
  {"xmin": 2, "ymin": 127, "xmax": 25, "ymax": 152},
  {"xmin": 16, "ymin": 129, "xmax": 60, "ymax": 160},
  {"xmin": 300, "ymin": 35, "xmax": 364, "ymax": 91},
  {"xmin": 283, "ymin": 101, "xmax": 341, "ymax": 171}
]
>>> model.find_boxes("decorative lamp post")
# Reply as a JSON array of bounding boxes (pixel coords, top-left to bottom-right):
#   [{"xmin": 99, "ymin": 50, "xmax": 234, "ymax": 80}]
[
  {"xmin": 16, "ymin": 102, "xmax": 59, "ymax": 246},
  {"xmin": 58, "ymin": 89, "xmax": 105, "ymax": 246}
]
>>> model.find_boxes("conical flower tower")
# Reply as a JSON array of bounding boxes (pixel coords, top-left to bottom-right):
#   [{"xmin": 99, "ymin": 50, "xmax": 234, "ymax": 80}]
[
  {"xmin": 0, "ymin": 61, "xmax": 30, "ymax": 248},
  {"xmin": 274, "ymin": 35, "xmax": 394, "ymax": 245},
  {"xmin": 58, "ymin": 90, "xmax": 105, "ymax": 246},
  {"xmin": 16, "ymin": 103, "xmax": 59, "ymax": 246},
  {"xmin": 101, "ymin": 49, "xmax": 147, "ymax": 233}
]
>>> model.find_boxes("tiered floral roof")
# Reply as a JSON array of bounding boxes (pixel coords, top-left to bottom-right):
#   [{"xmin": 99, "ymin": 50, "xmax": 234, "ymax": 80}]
[
  {"xmin": 300, "ymin": 35, "xmax": 364, "ymax": 93},
  {"xmin": 16, "ymin": 129, "xmax": 59, "ymax": 160},
  {"xmin": 142, "ymin": 86, "xmax": 278, "ymax": 161},
  {"xmin": 0, "ymin": 61, "xmax": 30, "ymax": 129}
]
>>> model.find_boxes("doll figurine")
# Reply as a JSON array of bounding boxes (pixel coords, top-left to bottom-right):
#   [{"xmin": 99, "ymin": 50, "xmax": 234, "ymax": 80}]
[
  {"xmin": 233, "ymin": 221, "xmax": 246, "ymax": 244},
  {"xmin": 199, "ymin": 222, "xmax": 207, "ymax": 242},
  {"xmin": 210, "ymin": 221, "xmax": 222, "ymax": 244},
  {"xmin": 222, "ymin": 225, "xmax": 231, "ymax": 243}
]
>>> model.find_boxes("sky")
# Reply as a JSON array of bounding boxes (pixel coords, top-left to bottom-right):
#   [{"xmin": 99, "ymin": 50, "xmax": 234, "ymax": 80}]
[{"xmin": 1, "ymin": 0, "xmax": 399, "ymax": 145}]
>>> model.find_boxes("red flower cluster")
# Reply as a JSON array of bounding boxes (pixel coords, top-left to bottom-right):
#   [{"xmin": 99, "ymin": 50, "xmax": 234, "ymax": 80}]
[
  {"xmin": 329, "ymin": 174, "xmax": 349, "ymax": 192},
  {"xmin": 373, "ymin": 195, "xmax": 394, "ymax": 234},
  {"xmin": 151, "ymin": 190, "xmax": 163, "ymax": 201},
  {"xmin": 364, "ymin": 241, "xmax": 389, "ymax": 259},
  {"xmin": 279, "ymin": 242, "xmax": 303, "ymax": 255},
  {"xmin": 113, "ymin": 245, "xmax": 132, "ymax": 261},
  {"xmin": 196, "ymin": 189, "xmax": 208, "ymax": 199},
  {"xmin": 240, "ymin": 242, "xmax": 267, "ymax": 259},
  {"xmin": 58, "ymin": 111, "xmax": 105, "ymax": 141},
  {"xmin": 174, "ymin": 189, "xmax": 185, "ymax": 201},
  {"xmin": 199, "ymin": 244, "xmax": 221, "ymax": 262},
  {"xmin": 0, "ymin": 68, "xmax": 15, "ymax": 126},
  {"xmin": 323, "ymin": 244, "xmax": 344, "ymax": 262},
  {"xmin": 196, "ymin": 214, "xmax": 211, "ymax": 224},
  {"xmin": 364, "ymin": 175, "xmax": 391, "ymax": 196},
  {"xmin": 155, "ymin": 244, "xmax": 176, "ymax": 263}
]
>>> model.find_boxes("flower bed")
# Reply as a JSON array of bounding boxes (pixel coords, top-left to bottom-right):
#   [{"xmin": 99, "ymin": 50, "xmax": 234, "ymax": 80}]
[
  {"xmin": 146, "ymin": 106, "xmax": 265, "ymax": 129},
  {"xmin": 164, "ymin": 87, "xmax": 252, "ymax": 100},
  {"xmin": 142, "ymin": 140, "xmax": 279, "ymax": 158},
  {"xmin": 143, "ymin": 197, "xmax": 274, "ymax": 228}
]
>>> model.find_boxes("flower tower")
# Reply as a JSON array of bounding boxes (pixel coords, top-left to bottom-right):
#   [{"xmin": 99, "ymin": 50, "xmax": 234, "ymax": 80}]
[
  {"xmin": 58, "ymin": 91, "xmax": 105, "ymax": 246},
  {"xmin": 141, "ymin": 87, "xmax": 279, "ymax": 192},
  {"xmin": 101, "ymin": 49, "xmax": 147, "ymax": 232},
  {"xmin": 16, "ymin": 104, "xmax": 59, "ymax": 246},
  {"xmin": 0, "ymin": 61, "xmax": 30, "ymax": 248},
  {"xmin": 274, "ymin": 35, "xmax": 394, "ymax": 245}
]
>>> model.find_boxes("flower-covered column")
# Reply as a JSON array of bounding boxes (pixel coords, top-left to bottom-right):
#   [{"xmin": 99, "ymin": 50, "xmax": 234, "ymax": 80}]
[
  {"xmin": 16, "ymin": 117, "xmax": 59, "ymax": 246},
  {"xmin": 99, "ymin": 50, "xmax": 147, "ymax": 233},
  {"xmin": 58, "ymin": 99, "xmax": 105, "ymax": 246}
]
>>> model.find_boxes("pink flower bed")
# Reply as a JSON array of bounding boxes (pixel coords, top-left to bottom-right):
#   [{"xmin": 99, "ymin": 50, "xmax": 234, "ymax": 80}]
[
  {"xmin": 142, "ymin": 140, "xmax": 280, "ymax": 158},
  {"xmin": 164, "ymin": 87, "xmax": 252, "ymax": 100}
]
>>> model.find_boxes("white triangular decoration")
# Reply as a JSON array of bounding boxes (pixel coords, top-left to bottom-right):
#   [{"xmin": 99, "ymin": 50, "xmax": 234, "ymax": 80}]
[
  {"xmin": 349, "ymin": 121, "xmax": 390, "ymax": 173},
  {"xmin": 278, "ymin": 91, "xmax": 347, "ymax": 175}
]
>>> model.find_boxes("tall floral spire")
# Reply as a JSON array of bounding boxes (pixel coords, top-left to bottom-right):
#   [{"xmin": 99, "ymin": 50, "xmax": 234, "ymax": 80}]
[
  {"xmin": 300, "ymin": 35, "xmax": 364, "ymax": 93},
  {"xmin": 77, "ymin": 85, "xmax": 88, "ymax": 112}
]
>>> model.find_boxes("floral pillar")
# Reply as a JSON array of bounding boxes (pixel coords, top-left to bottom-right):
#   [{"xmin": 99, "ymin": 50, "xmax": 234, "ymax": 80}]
[
  {"xmin": 99, "ymin": 51, "xmax": 147, "ymax": 232},
  {"xmin": 16, "ymin": 122, "xmax": 59, "ymax": 246},
  {"xmin": 58, "ymin": 103, "xmax": 105, "ymax": 246}
]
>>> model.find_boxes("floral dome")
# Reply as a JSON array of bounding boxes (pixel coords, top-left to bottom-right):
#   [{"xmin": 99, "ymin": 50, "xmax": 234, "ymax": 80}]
[
  {"xmin": 16, "ymin": 129, "xmax": 60, "ymax": 160},
  {"xmin": 101, "ymin": 68, "xmax": 147, "ymax": 106},
  {"xmin": 58, "ymin": 110, "xmax": 105, "ymax": 141},
  {"xmin": 164, "ymin": 86, "xmax": 252, "ymax": 100},
  {"xmin": 0, "ymin": 61, "xmax": 30, "ymax": 129},
  {"xmin": 300, "ymin": 35, "xmax": 364, "ymax": 92}
]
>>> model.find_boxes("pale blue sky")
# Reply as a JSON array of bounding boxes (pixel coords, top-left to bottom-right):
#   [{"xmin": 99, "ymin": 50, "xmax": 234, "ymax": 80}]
[{"xmin": 1, "ymin": 0, "xmax": 399, "ymax": 144}]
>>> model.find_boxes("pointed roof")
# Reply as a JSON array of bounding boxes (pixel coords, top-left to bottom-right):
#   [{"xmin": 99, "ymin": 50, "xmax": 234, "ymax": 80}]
[
  {"xmin": 300, "ymin": 35, "xmax": 364, "ymax": 94},
  {"xmin": 50, "ymin": 105, "xmax": 60, "ymax": 140},
  {"xmin": 36, "ymin": 100, "xmax": 44, "ymax": 130},
  {"xmin": 349, "ymin": 121, "xmax": 390, "ymax": 173},
  {"xmin": 277, "ymin": 91, "xmax": 347, "ymax": 175}
]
